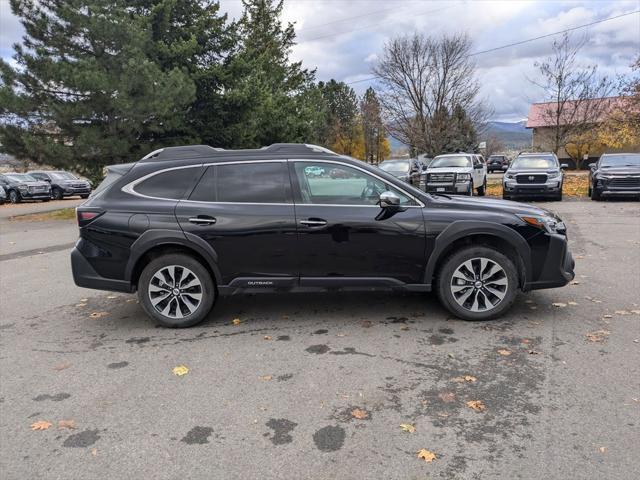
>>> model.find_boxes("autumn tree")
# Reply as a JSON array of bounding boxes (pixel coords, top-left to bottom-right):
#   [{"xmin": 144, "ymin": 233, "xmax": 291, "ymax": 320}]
[
  {"xmin": 372, "ymin": 33, "xmax": 487, "ymax": 156},
  {"xmin": 530, "ymin": 33, "xmax": 614, "ymax": 168}
]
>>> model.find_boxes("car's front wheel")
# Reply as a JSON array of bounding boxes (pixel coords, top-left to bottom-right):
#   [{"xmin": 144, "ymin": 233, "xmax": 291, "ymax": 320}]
[
  {"xmin": 590, "ymin": 185, "xmax": 602, "ymax": 201},
  {"xmin": 437, "ymin": 246, "xmax": 518, "ymax": 321},
  {"xmin": 8, "ymin": 190, "xmax": 21, "ymax": 204},
  {"xmin": 138, "ymin": 253, "xmax": 215, "ymax": 328},
  {"xmin": 51, "ymin": 188, "xmax": 64, "ymax": 200}
]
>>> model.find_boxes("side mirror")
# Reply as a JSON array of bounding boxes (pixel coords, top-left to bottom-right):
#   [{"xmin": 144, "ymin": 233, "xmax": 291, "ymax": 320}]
[
  {"xmin": 560, "ymin": 163, "xmax": 569, "ymax": 169},
  {"xmin": 589, "ymin": 163, "xmax": 597, "ymax": 171},
  {"xmin": 44, "ymin": 178, "xmax": 52, "ymax": 182},
  {"xmin": 379, "ymin": 191, "xmax": 400, "ymax": 208},
  {"xmin": 474, "ymin": 163, "xmax": 483, "ymax": 169}
]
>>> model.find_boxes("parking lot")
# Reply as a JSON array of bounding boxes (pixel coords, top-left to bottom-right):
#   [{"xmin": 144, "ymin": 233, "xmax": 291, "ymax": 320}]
[{"xmin": 0, "ymin": 198, "xmax": 639, "ymax": 480}]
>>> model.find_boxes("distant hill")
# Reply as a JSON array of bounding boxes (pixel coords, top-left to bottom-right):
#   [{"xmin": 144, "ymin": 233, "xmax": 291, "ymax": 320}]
[
  {"xmin": 388, "ymin": 120, "xmax": 532, "ymax": 153},
  {"xmin": 482, "ymin": 121, "xmax": 532, "ymax": 149}
]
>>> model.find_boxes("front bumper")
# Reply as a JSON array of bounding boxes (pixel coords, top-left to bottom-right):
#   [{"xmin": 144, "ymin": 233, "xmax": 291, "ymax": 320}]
[
  {"xmin": 426, "ymin": 181, "xmax": 470, "ymax": 194},
  {"xmin": 71, "ymin": 245, "xmax": 134, "ymax": 293},
  {"xmin": 525, "ymin": 234, "xmax": 575, "ymax": 291},
  {"xmin": 63, "ymin": 187, "xmax": 91, "ymax": 196},
  {"xmin": 504, "ymin": 179, "xmax": 561, "ymax": 196},
  {"xmin": 19, "ymin": 190, "xmax": 51, "ymax": 200},
  {"xmin": 595, "ymin": 178, "xmax": 640, "ymax": 196}
]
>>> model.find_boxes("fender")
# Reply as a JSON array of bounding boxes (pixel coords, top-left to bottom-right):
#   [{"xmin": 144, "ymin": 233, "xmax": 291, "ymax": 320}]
[
  {"xmin": 125, "ymin": 229, "xmax": 222, "ymax": 284},
  {"xmin": 423, "ymin": 220, "xmax": 531, "ymax": 287}
]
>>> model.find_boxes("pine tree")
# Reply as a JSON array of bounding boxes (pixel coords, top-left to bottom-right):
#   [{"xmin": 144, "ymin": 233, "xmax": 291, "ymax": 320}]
[
  {"xmin": 0, "ymin": 0, "xmax": 198, "ymax": 179},
  {"xmin": 225, "ymin": 0, "xmax": 320, "ymax": 147}
]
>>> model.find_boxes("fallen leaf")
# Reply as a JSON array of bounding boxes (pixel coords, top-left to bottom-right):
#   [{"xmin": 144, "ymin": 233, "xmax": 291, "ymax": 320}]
[
  {"xmin": 31, "ymin": 421, "xmax": 52, "ymax": 431},
  {"xmin": 552, "ymin": 302, "xmax": 567, "ymax": 308},
  {"xmin": 438, "ymin": 391, "xmax": 456, "ymax": 403},
  {"xmin": 80, "ymin": 298, "xmax": 88, "ymax": 302},
  {"xmin": 592, "ymin": 299, "xmax": 602, "ymax": 304},
  {"xmin": 568, "ymin": 301, "xmax": 578, "ymax": 306},
  {"xmin": 570, "ymin": 280, "xmax": 580, "ymax": 285},
  {"xmin": 58, "ymin": 420, "xmax": 76, "ymax": 430},
  {"xmin": 417, "ymin": 449, "xmax": 437, "ymax": 463},
  {"xmin": 75, "ymin": 303, "xmax": 87, "ymax": 308},
  {"xmin": 497, "ymin": 349, "xmax": 512, "ymax": 356},
  {"xmin": 263, "ymin": 335, "xmax": 272, "ymax": 340},
  {"xmin": 586, "ymin": 330, "xmax": 610, "ymax": 343},
  {"xmin": 89, "ymin": 311, "xmax": 109, "ymax": 319},
  {"xmin": 524, "ymin": 299, "xmax": 534, "ymax": 304},
  {"xmin": 232, "ymin": 318, "xmax": 241, "ymax": 325},
  {"xmin": 528, "ymin": 350, "xmax": 541, "ymax": 355},
  {"xmin": 466, "ymin": 400, "xmax": 486, "ymax": 412},
  {"xmin": 53, "ymin": 361, "xmax": 71, "ymax": 371},
  {"xmin": 603, "ymin": 314, "xmax": 613, "ymax": 319},
  {"xmin": 361, "ymin": 320, "xmax": 372, "ymax": 328},
  {"xmin": 91, "ymin": 448, "xmax": 97, "ymax": 456},
  {"xmin": 452, "ymin": 375, "xmax": 477, "ymax": 383},
  {"xmin": 400, "ymin": 423, "xmax": 416, "ymax": 433},
  {"xmin": 631, "ymin": 310, "xmax": 640, "ymax": 315},
  {"xmin": 259, "ymin": 375, "xmax": 273, "ymax": 381},
  {"xmin": 351, "ymin": 408, "xmax": 369, "ymax": 420},
  {"xmin": 172, "ymin": 365, "xmax": 189, "ymax": 376},
  {"xmin": 107, "ymin": 295, "xmax": 117, "ymax": 299},
  {"xmin": 614, "ymin": 310, "xmax": 630, "ymax": 315},
  {"xmin": 599, "ymin": 446, "xmax": 607, "ymax": 453},
  {"xmin": 400, "ymin": 325, "xmax": 410, "ymax": 331}
]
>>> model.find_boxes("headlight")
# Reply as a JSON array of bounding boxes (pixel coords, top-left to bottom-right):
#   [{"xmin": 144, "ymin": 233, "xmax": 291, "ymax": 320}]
[
  {"xmin": 456, "ymin": 173, "xmax": 471, "ymax": 182},
  {"xmin": 518, "ymin": 214, "xmax": 564, "ymax": 234},
  {"xmin": 548, "ymin": 171, "xmax": 560, "ymax": 179},
  {"xmin": 505, "ymin": 173, "xmax": 515, "ymax": 179}
]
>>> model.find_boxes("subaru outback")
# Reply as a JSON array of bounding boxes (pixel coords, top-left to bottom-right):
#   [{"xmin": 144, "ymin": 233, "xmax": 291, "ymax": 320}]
[{"xmin": 71, "ymin": 144, "xmax": 574, "ymax": 328}]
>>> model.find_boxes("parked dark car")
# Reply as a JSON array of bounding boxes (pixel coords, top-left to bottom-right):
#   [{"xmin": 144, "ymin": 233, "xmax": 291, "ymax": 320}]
[
  {"xmin": 71, "ymin": 143, "xmax": 574, "ymax": 328},
  {"xmin": 487, "ymin": 155, "xmax": 510, "ymax": 172},
  {"xmin": 588, "ymin": 153, "xmax": 640, "ymax": 200},
  {"xmin": 503, "ymin": 153, "xmax": 567, "ymax": 201},
  {"xmin": 0, "ymin": 185, "xmax": 6, "ymax": 205},
  {"xmin": 378, "ymin": 158, "xmax": 424, "ymax": 187},
  {"xmin": 28, "ymin": 170, "xmax": 92, "ymax": 200},
  {"xmin": 0, "ymin": 173, "xmax": 51, "ymax": 203}
]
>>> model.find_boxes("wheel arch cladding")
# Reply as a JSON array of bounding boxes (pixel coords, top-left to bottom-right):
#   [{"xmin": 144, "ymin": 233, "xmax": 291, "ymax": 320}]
[
  {"xmin": 126, "ymin": 230, "xmax": 221, "ymax": 287},
  {"xmin": 424, "ymin": 221, "xmax": 531, "ymax": 288}
]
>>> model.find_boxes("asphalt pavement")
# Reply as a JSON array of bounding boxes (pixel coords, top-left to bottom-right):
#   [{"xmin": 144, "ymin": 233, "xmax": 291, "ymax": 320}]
[{"xmin": 0, "ymin": 198, "xmax": 639, "ymax": 480}]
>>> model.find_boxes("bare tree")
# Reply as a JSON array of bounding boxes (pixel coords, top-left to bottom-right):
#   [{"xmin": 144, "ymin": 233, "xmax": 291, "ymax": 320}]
[
  {"xmin": 530, "ymin": 33, "xmax": 614, "ymax": 167},
  {"xmin": 372, "ymin": 33, "xmax": 488, "ymax": 156},
  {"xmin": 484, "ymin": 134, "xmax": 504, "ymax": 159}
]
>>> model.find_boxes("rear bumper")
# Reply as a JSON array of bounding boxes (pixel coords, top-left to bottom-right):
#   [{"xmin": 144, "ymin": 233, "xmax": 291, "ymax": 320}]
[
  {"xmin": 525, "ymin": 234, "xmax": 575, "ymax": 291},
  {"xmin": 71, "ymin": 246, "xmax": 134, "ymax": 293}
]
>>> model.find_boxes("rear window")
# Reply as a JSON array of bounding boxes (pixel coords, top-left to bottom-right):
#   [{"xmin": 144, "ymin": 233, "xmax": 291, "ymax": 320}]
[
  {"xmin": 189, "ymin": 162, "xmax": 290, "ymax": 203},
  {"xmin": 134, "ymin": 167, "xmax": 201, "ymax": 199}
]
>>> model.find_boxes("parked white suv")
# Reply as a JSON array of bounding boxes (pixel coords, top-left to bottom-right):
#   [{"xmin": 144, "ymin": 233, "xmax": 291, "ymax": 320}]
[{"xmin": 425, "ymin": 153, "xmax": 487, "ymax": 196}]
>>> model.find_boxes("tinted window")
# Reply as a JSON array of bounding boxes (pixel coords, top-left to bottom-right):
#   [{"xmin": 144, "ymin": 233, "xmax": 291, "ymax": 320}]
[
  {"xmin": 135, "ymin": 167, "xmax": 201, "ymax": 199},
  {"xmin": 294, "ymin": 162, "xmax": 414, "ymax": 206},
  {"xmin": 189, "ymin": 162, "xmax": 289, "ymax": 203},
  {"xmin": 430, "ymin": 156, "xmax": 472, "ymax": 168},
  {"xmin": 511, "ymin": 157, "xmax": 557, "ymax": 169},
  {"xmin": 600, "ymin": 154, "xmax": 640, "ymax": 167}
]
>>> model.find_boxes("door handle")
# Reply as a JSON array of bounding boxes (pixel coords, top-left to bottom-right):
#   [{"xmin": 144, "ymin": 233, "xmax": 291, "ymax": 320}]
[
  {"xmin": 300, "ymin": 218, "xmax": 327, "ymax": 226},
  {"xmin": 188, "ymin": 216, "xmax": 216, "ymax": 225}
]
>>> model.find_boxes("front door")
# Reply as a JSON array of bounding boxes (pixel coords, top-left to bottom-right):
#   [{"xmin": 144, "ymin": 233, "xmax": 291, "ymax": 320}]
[
  {"xmin": 175, "ymin": 160, "xmax": 298, "ymax": 288},
  {"xmin": 290, "ymin": 161, "xmax": 427, "ymax": 286}
]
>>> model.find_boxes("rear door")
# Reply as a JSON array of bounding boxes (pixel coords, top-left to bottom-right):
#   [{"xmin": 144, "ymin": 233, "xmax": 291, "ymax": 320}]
[
  {"xmin": 290, "ymin": 160, "xmax": 427, "ymax": 285},
  {"xmin": 175, "ymin": 160, "xmax": 298, "ymax": 288}
]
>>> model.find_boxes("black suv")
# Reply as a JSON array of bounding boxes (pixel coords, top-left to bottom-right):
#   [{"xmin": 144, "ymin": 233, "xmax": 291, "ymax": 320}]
[
  {"xmin": 0, "ymin": 173, "xmax": 51, "ymax": 203},
  {"xmin": 589, "ymin": 153, "xmax": 640, "ymax": 200},
  {"xmin": 503, "ymin": 153, "xmax": 567, "ymax": 201},
  {"xmin": 487, "ymin": 155, "xmax": 509, "ymax": 173},
  {"xmin": 28, "ymin": 170, "xmax": 92, "ymax": 200},
  {"xmin": 71, "ymin": 144, "xmax": 574, "ymax": 327}
]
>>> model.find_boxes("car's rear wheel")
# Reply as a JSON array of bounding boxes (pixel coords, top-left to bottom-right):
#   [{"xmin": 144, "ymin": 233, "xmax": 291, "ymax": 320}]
[
  {"xmin": 477, "ymin": 177, "xmax": 486, "ymax": 196},
  {"xmin": 138, "ymin": 253, "xmax": 215, "ymax": 328},
  {"xmin": 437, "ymin": 246, "xmax": 518, "ymax": 321},
  {"xmin": 80, "ymin": 194, "xmax": 90, "ymax": 199},
  {"xmin": 8, "ymin": 190, "xmax": 21, "ymax": 204},
  {"xmin": 52, "ymin": 188, "xmax": 64, "ymax": 200}
]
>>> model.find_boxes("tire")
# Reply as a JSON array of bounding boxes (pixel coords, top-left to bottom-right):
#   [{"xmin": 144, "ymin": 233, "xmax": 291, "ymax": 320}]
[
  {"xmin": 502, "ymin": 193, "xmax": 510, "ymax": 200},
  {"xmin": 477, "ymin": 177, "xmax": 486, "ymax": 196},
  {"xmin": 138, "ymin": 253, "xmax": 215, "ymax": 328},
  {"xmin": 80, "ymin": 194, "xmax": 90, "ymax": 199},
  {"xmin": 467, "ymin": 182, "xmax": 473, "ymax": 196},
  {"xmin": 42, "ymin": 198, "xmax": 50, "ymax": 202},
  {"xmin": 436, "ymin": 246, "xmax": 519, "ymax": 321},
  {"xmin": 52, "ymin": 187, "xmax": 63, "ymax": 200},
  {"xmin": 8, "ymin": 190, "xmax": 21, "ymax": 204},
  {"xmin": 590, "ymin": 186, "xmax": 602, "ymax": 201}
]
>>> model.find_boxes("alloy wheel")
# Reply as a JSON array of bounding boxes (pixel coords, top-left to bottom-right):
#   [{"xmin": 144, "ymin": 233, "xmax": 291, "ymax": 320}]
[
  {"xmin": 450, "ymin": 257, "xmax": 508, "ymax": 312},
  {"xmin": 148, "ymin": 265, "xmax": 203, "ymax": 319}
]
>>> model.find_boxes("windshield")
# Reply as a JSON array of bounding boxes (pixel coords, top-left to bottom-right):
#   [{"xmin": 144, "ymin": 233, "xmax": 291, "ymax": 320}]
[
  {"xmin": 379, "ymin": 160, "xmax": 409, "ymax": 173},
  {"xmin": 511, "ymin": 157, "xmax": 557, "ymax": 169},
  {"xmin": 49, "ymin": 171, "xmax": 77, "ymax": 180},
  {"xmin": 600, "ymin": 154, "xmax": 640, "ymax": 167},
  {"xmin": 4, "ymin": 174, "xmax": 38, "ymax": 182},
  {"xmin": 430, "ymin": 156, "xmax": 472, "ymax": 168}
]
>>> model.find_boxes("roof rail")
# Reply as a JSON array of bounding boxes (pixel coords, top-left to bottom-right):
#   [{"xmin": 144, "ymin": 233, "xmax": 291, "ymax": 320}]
[{"xmin": 139, "ymin": 143, "xmax": 339, "ymax": 162}]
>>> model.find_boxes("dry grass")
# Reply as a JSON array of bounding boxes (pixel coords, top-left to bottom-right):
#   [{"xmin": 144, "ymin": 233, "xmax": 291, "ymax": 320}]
[
  {"xmin": 486, "ymin": 173, "xmax": 589, "ymax": 198},
  {"xmin": 10, "ymin": 207, "xmax": 76, "ymax": 222}
]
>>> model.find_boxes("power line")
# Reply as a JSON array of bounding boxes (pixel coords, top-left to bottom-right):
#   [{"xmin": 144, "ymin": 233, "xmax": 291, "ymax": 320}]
[{"xmin": 344, "ymin": 9, "xmax": 640, "ymax": 85}]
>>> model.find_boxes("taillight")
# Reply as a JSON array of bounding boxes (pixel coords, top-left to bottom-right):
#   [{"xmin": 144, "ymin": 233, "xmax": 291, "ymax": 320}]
[{"xmin": 76, "ymin": 208, "xmax": 104, "ymax": 226}]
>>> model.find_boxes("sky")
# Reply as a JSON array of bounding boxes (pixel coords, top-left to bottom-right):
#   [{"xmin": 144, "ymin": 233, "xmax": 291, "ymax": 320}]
[{"xmin": 1, "ymin": 0, "xmax": 639, "ymax": 122}]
